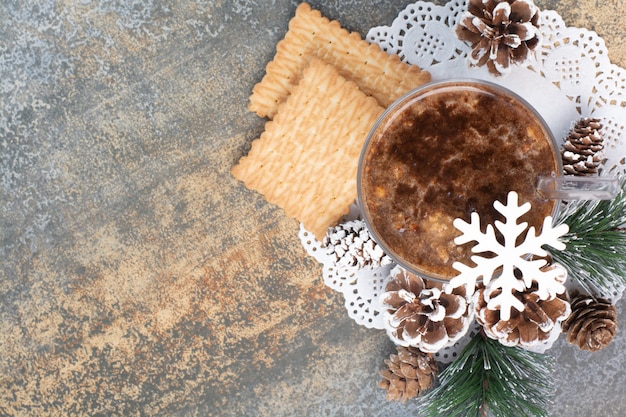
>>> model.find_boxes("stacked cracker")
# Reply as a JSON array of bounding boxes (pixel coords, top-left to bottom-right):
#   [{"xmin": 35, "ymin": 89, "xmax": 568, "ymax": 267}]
[{"xmin": 232, "ymin": 3, "xmax": 430, "ymax": 240}]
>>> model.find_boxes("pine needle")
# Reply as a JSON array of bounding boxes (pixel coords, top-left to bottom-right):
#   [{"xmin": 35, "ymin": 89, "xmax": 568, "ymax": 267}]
[
  {"xmin": 547, "ymin": 177, "xmax": 626, "ymax": 297},
  {"xmin": 418, "ymin": 334, "xmax": 554, "ymax": 417}
]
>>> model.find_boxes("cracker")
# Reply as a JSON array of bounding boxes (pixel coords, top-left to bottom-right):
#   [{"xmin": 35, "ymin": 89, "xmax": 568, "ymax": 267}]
[
  {"xmin": 233, "ymin": 58, "xmax": 384, "ymax": 240},
  {"xmin": 248, "ymin": 2, "xmax": 430, "ymax": 119}
]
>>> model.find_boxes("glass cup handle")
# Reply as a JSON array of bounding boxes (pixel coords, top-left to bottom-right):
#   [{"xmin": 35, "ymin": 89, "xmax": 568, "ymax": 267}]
[{"xmin": 537, "ymin": 176, "xmax": 620, "ymax": 200}]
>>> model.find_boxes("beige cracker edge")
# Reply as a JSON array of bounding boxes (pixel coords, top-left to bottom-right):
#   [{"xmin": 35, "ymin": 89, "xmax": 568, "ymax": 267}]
[
  {"xmin": 233, "ymin": 58, "xmax": 384, "ymax": 240},
  {"xmin": 248, "ymin": 2, "xmax": 430, "ymax": 119}
]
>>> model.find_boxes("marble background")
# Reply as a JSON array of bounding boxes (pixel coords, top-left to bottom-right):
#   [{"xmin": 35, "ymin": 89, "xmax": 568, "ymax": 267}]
[{"xmin": 1, "ymin": 0, "xmax": 625, "ymax": 415}]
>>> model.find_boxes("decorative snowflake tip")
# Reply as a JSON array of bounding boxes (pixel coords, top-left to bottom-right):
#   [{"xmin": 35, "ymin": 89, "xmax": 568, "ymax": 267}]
[{"xmin": 447, "ymin": 191, "xmax": 569, "ymax": 321}]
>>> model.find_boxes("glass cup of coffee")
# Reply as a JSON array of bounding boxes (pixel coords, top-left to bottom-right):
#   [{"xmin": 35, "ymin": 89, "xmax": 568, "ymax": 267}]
[{"xmin": 357, "ymin": 79, "xmax": 617, "ymax": 282}]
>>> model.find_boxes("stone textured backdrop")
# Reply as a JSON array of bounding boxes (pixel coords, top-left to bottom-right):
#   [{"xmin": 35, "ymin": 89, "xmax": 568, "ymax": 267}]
[{"xmin": 1, "ymin": 0, "xmax": 625, "ymax": 416}]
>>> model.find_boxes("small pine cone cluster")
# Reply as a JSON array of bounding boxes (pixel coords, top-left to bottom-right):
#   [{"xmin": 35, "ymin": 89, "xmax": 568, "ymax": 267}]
[
  {"xmin": 456, "ymin": 0, "xmax": 541, "ymax": 76},
  {"xmin": 562, "ymin": 292, "xmax": 618, "ymax": 351},
  {"xmin": 380, "ymin": 266, "xmax": 472, "ymax": 353},
  {"xmin": 323, "ymin": 220, "xmax": 393, "ymax": 269},
  {"xmin": 561, "ymin": 118, "xmax": 604, "ymax": 176},
  {"xmin": 379, "ymin": 346, "xmax": 437, "ymax": 402},
  {"xmin": 475, "ymin": 266, "xmax": 571, "ymax": 349}
]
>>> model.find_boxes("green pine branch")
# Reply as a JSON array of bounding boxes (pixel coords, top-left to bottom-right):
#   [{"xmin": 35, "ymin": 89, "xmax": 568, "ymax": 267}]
[
  {"xmin": 547, "ymin": 177, "xmax": 626, "ymax": 297},
  {"xmin": 418, "ymin": 334, "xmax": 554, "ymax": 417}
]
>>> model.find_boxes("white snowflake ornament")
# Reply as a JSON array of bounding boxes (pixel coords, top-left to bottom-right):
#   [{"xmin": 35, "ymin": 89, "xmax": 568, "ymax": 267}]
[{"xmin": 448, "ymin": 191, "xmax": 569, "ymax": 321}]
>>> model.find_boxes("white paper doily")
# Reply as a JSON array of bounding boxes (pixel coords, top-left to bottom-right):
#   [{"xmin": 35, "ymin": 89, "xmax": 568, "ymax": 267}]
[{"xmin": 300, "ymin": 0, "xmax": 626, "ymax": 359}]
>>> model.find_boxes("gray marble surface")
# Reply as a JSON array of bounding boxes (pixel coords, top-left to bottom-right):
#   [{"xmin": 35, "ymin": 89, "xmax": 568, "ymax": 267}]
[{"xmin": 1, "ymin": 0, "xmax": 625, "ymax": 416}]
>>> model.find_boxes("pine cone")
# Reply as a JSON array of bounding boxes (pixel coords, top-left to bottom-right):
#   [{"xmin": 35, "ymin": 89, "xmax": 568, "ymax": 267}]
[
  {"xmin": 380, "ymin": 266, "xmax": 472, "ymax": 352},
  {"xmin": 456, "ymin": 0, "xmax": 541, "ymax": 76},
  {"xmin": 323, "ymin": 219, "xmax": 393, "ymax": 269},
  {"xmin": 476, "ymin": 275, "xmax": 571, "ymax": 349},
  {"xmin": 378, "ymin": 346, "xmax": 437, "ymax": 402},
  {"xmin": 562, "ymin": 292, "xmax": 618, "ymax": 351},
  {"xmin": 561, "ymin": 118, "xmax": 604, "ymax": 176}
]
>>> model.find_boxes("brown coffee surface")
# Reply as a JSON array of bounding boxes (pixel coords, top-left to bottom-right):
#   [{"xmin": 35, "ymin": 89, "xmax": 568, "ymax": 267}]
[{"xmin": 360, "ymin": 82, "xmax": 559, "ymax": 281}]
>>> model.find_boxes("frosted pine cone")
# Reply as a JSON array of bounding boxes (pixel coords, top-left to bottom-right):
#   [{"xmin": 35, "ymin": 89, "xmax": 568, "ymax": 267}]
[
  {"xmin": 562, "ymin": 292, "xmax": 617, "ymax": 351},
  {"xmin": 323, "ymin": 220, "xmax": 393, "ymax": 269},
  {"xmin": 456, "ymin": 0, "xmax": 541, "ymax": 76},
  {"xmin": 476, "ymin": 276, "xmax": 571, "ymax": 349},
  {"xmin": 562, "ymin": 118, "xmax": 604, "ymax": 176},
  {"xmin": 380, "ymin": 266, "xmax": 472, "ymax": 353},
  {"xmin": 378, "ymin": 345, "xmax": 437, "ymax": 402}
]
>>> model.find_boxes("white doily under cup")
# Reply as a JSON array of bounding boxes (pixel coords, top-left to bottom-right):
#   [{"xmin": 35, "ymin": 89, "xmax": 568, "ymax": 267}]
[
  {"xmin": 299, "ymin": 204, "xmax": 396, "ymax": 330},
  {"xmin": 299, "ymin": 0, "xmax": 626, "ymax": 358}
]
